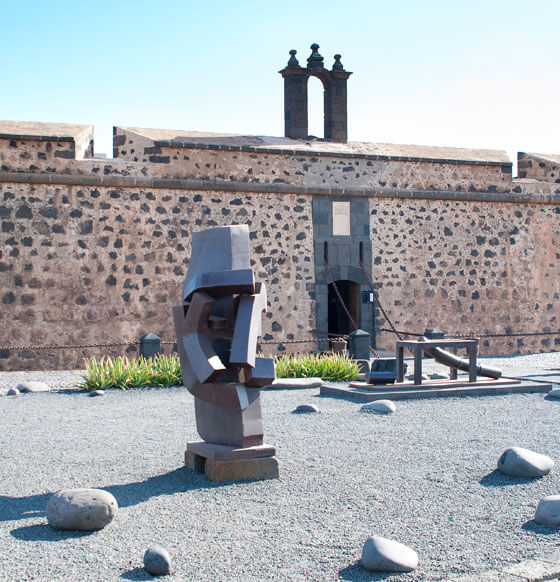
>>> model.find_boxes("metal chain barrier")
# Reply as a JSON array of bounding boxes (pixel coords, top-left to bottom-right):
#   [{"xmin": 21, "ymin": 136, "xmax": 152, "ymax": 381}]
[
  {"xmin": 448, "ymin": 330, "xmax": 560, "ymax": 339},
  {"xmin": 360, "ymin": 261, "xmax": 560, "ymax": 343},
  {"xmin": 0, "ymin": 341, "xmax": 140, "ymax": 352},
  {"xmin": 359, "ymin": 261, "xmax": 404, "ymax": 341},
  {"xmin": 324, "ymin": 262, "xmax": 380, "ymax": 358},
  {"xmin": 379, "ymin": 328, "xmax": 423, "ymax": 337},
  {"xmin": 0, "ymin": 337, "xmax": 326, "ymax": 352},
  {"xmin": 258, "ymin": 338, "xmax": 318, "ymax": 345}
]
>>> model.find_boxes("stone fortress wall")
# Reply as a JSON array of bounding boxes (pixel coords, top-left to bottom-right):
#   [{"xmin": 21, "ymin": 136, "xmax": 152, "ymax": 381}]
[{"xmin": 0, "ymin": 121, "xmax": 559, "ymax": 370}]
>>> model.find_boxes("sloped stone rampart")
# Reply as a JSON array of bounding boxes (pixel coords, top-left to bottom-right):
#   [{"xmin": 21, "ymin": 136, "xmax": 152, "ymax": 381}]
[{"xmin": 113, "ymin": 127, "xmax": 513, "ymax": 193}]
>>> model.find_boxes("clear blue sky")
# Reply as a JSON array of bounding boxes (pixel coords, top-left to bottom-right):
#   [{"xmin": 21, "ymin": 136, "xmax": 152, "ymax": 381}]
[{"xmin": 2, "ymin": 0, "xmax": 559, "ymax": 169}]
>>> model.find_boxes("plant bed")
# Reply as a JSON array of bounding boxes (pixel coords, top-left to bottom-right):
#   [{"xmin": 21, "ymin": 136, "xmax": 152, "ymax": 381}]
[
  {"xmin": 274, "ymin": 352, "xmax": 359, "ymax": 382},
  {"xmin": 77, "ymin": 351, "xmax": 359, "ymax": 391},
  {"xmin": 77, "ymin": 354, "xmax": 182, "ymax": 391}
]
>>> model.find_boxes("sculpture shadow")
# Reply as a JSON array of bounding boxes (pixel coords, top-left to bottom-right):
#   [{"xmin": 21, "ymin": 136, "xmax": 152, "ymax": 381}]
[
  {"xmin": 479, "ymin": 469, "xmax": 538, "ymax": 487},
  {"xmin": 0, "ymin": 491, "xmax": 50, "ymax": 522},
  {"xmin": 120, "ymin": 567, "xmax": 153, "ymax": 580},
  {"xmin": 1, "ymin": 467, "xmax": 231, "ymax": 525},
  {"xmin": 338, "ymin": 562, "xmax": 396, "ymax": 581},
  {"xmin": 522, "ymin": 519, "xmax": 560, "ymax": 535},
  {"xmin": 103, "ymin": 466, "xmax": 231, "ymax": 509},
  {"xmin": 10, "ymin": 523, "xmax": 96, "ymax": 542}
]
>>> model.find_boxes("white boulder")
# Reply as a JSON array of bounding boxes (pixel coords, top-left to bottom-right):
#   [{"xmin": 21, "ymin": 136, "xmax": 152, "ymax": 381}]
[
  {"xmin": 535, "ymin": 495, "xmax": 560, "ymax": 526},
  {"xmin": 361, "ymin": 535, "xmax": 418, "ymax": 572},
  {"xmin": 293, "ymin": 404, "xmax": 320, "ymax": 413},
  {"xmin": 361, "ymin": 400, "xmax": 396, "ymax": 414},
  {"xmin": 497, "ymin": 447, "xmax": 554, "ymax": 478},
  {"xmin": 17, "ymin": 381, "xmax": 51, "ymax": 393},
  {"xmin": 46, "ymin": 488, "xmax": 118, "ymax": 531},
  {"xmin": 144, "ymin": 545, "xmax": 172, "ymax": 576}
]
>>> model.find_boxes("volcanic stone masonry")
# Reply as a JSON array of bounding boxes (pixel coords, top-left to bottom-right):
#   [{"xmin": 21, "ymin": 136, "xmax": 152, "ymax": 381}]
[{"xmin": 0, "ymin": 120, "xmax": 559, "ymax": 370}]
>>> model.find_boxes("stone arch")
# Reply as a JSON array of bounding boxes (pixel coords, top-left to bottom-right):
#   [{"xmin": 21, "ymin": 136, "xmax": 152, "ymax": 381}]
[{"xmin": 279, "ymin": 44, "xmax": 352, "ymax": 142}]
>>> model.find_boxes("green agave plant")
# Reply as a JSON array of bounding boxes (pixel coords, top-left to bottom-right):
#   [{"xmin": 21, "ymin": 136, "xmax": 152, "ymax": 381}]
[
  {"xmin": 77, "ymin": 354, "xmax": 182, "ymax": 391},
  {"xmin": 78, "ymin": 351, "xmax": 358, "ymax": 391},
  {"xmin": 275, "ymin": 352, "xmax": 359, "ymax": 381}
]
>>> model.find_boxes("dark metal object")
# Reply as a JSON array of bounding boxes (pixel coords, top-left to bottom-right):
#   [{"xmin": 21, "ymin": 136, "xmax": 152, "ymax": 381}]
[
  {"xmin": 426, "ymin": 345, "xmax": 502, "ymax": 379},
  {"xmin": 348, "ymin": 329, "xmax": 370, "ymax": 360},
  {"xmin": 367, "ymin": 358, "xmax": 406, "ymax": 385},
  {"xmin": 362, "ymin": 291, "xmax": 374, "ymax": 303},
  {"xmin": 371, "ymin": 358, "xmax": 399, "ymax": 373},
  {"xmin": 139, "ymin": 333, "xmax": 161, "ymax": 358},
  {"xmin": 396, "ymin": 338, "xmax": 502, "ymax": 386},
  {"xmin": 424, "ymin": 328, "xmax": 445, "ymax": 340},
  {"xmin": 367, "ymin": 371, "xmax": 396, "ymax": 385},
  {"xmin": 173, "ymin": 225, "xmax": 275, "ymax": 449}
]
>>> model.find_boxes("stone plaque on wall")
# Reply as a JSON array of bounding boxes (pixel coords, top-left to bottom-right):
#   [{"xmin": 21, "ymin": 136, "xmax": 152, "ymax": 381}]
[{"xmin": 332, "ymin": 201, "xmax": 350, "ymax": 236}]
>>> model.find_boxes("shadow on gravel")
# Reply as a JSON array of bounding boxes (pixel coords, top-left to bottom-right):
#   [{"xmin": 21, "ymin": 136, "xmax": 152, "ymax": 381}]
[
  {"xmin": 120, "ymin": 567, "xmax": 153, "ymax": 580},
  {"xmin": 522, "ymin": 519, "xmax": 560, "ymax": 535},
  {"xmin": 104, "ymin": 467, "xmax": 235, "ymax": 508},
  {"xmin": 0, "ymin": 467, "xmax": 231, "ymax": 523},
  {"xmin": 11, "ymin": 523, "xmax": 96, "ymax": 542},
  {"xmin": 0, "ymin": 492, "xmax": 49, "ymax": 522},
  {"xmin": 339, "ymin": 562, "xmax": 396, "ymax": 581},
  {"xmin": 479, "ymin": 469, "xmax": 537, "ymax": 487}
]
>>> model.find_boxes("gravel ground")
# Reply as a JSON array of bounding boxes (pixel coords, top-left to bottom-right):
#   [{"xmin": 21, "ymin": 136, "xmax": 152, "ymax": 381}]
[{"xmin": 1, "ymin": 352, "xmax": 560, "ymax": 581}]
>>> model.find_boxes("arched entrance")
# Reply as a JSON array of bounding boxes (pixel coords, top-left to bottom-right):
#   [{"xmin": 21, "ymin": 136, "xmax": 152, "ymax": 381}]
[{"xmin": 328, "ymin": 280, "xmax": 359, "ymax": 336}]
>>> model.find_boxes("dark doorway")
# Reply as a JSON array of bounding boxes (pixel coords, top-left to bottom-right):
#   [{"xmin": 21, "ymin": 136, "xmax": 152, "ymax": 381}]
[{"xmin": 328, "ymin": 280, "xmax": 359, "ymax": 336}]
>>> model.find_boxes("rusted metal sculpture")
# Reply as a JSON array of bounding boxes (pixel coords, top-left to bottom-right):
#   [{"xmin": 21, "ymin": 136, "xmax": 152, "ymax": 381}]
[{"xmin": 173, "ymin": 225, "xmax": 278, "ymax": 481}]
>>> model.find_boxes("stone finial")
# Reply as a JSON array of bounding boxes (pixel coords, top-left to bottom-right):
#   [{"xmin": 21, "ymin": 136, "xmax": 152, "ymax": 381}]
[
  {"xmin": 307, "ymin": 43, "xmax": 324, "ymax": 68},
  {"xmin": 332, "ymin": 54, "xmax": 344, "ymax": 71},
  {"xmin": 287, "ymin": 49, "xmax": 300, "ymax": 67}
]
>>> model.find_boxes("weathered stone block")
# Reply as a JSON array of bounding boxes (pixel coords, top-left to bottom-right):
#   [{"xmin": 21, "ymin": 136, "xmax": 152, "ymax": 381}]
[{"xmin": 204, "ymin": 457, "xmax": 279, "ymax": 482}]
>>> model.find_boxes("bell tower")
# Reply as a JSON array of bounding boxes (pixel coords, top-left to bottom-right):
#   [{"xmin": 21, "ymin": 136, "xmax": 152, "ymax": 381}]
[{"xmin": 279, "ymin": 44, "xmax": 352, "ymax": 143}]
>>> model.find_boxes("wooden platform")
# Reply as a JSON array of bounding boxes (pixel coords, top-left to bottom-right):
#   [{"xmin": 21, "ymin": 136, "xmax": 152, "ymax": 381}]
[{"xmin": 320, "ymin": 377, "xmax": 552, "ymax": 402}]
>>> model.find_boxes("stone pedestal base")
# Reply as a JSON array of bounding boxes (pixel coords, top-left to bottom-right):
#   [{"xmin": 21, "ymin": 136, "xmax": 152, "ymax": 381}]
[{"xmin": 185, "ymin": 441, "xmax": 279, "ymax": 482}]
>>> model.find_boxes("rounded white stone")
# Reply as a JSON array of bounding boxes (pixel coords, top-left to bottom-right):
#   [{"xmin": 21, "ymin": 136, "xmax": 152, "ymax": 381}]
[
  {"xmin": 17, "ymin": 381, "xmax": 51, "ymax": 393},
  {"xmin": 293, "ymin": 404, "xmax": 320, "ymax": 413},
  {"xmin": 535, "ymin": 495, "xmax": 560, "ymax": 526},
  {"xmin": 497, "ymin": 447, "xmax": 554, "ymax": 478},
  {"xmin": 361, "ymin": 400, "xmax": 396, "ymax": 414},
  {"xmin": 89, "ymin": 390, "xmax": 105, "ymax": 397},
  {"xmin": 144, "ymin": 545, "xmax": 172, "ymax": 576},
  {"xmin": 361, "ymin": 535, "xmax": 419, "ymax": 572},
  {"xmin": 46, "ymin": 488, "xmax": 118, "ymax": 531}
]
